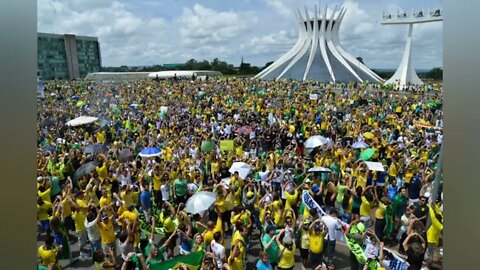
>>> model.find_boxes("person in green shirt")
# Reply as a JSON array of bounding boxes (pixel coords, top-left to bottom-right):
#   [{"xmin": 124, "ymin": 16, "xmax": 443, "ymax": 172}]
[
  {"xmin": 261, "ymin": 225, "xmax": 280, "ymax": 268},
  {"xmin": 144, "ymin": 217, "xmax": 177, "ymax": 267},
  {"xmin": 173, "ymin": 172, "xmax": 188, "ymax": 205},
  {"xmin": 294, "ymin": 169, "xmax": 304, "ymax": 187},
  {"xmin": 392, "ymin": 187, "xmax": 409, "ymax": 226}
]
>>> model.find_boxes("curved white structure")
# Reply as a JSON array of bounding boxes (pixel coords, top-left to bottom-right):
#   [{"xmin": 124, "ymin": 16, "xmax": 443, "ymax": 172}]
[
  {"xmin": 382, "ymin": 8, "xmax": 443, "ymax": 87},
  {"xmin": 256, "ymin": 5, "xmax": 382, "ymax": 83}
]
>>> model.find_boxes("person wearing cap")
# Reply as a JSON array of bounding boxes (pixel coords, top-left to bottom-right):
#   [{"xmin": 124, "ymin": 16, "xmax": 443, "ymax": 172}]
[
  {"xmin": 261, "ymin": 224, "xmax": 280, "ymax": 269},
  {"xmin": 275, "ymin": 229, "xmax": 296, "ymax": 270}
]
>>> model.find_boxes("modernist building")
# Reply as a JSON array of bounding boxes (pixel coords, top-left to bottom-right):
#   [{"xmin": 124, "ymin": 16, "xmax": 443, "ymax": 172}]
[
  {"xmin": 256, "ymin": 5, "xmax": 383, "ymax": 83},
  {"xmin": 37, "ymin": 33, "xmax": 102, "ymax": 80}
]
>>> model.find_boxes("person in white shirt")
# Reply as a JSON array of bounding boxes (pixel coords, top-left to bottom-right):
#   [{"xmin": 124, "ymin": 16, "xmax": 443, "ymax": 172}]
[
  {"xmin": 160, "ymin": 176, "xmax": 171, "ymax": 202},
  {"xmin": 321, "ymin": 208, "xmax": 342, "ymax": 263},
  {"xmin": 85, "ymin": 206, "xmax": 105, "ymax": 254},
  {"xmin": 210, "ymin": 232, "xmax": 226, "ymax": 269}
]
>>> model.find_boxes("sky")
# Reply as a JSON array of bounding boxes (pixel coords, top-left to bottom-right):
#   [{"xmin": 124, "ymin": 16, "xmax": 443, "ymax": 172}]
[{"xmin": 37, "ymin": 0, "xmax": 443, "ymax": 69}]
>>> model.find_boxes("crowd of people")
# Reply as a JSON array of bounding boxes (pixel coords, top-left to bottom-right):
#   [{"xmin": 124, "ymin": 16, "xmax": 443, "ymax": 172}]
[{"xmin": 36, "ymin": 77, "xmax": 443, "ymax": 270}]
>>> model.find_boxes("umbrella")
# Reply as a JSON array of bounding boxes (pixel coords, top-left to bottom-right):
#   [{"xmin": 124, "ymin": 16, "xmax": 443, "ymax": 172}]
[
  {"xmin": 84, "ymin": 144, "xmax": 108, "ymax": 154},
  {"xmin": 352, "ymin": 141, "xmax": 369, "ymax": 149},
  {"xmin": 185, "ymin": 191, "xmax": 216, "ymax": 214},
  {"xmin": 362, "ymin": 132, "xmax": 375, "ymax": 140},
  {"xmin": 235, "ymin": 126, "xmax": 254, "ymax": 135},
  {"xmin": 308, "ymin": 167, "xmax": 332, "ymax": 173},
  {"xmin": 359, "ymin": 148, "xmax": 375, "ymax": 161},
  {"xmin": 98, "ymin": 118, "xmax": 110, "ymax": 127},
  {"xmin": 118, "ymin": 148, "xmax": 134, "ymax": 162},
  {"xmin": 201, "ymin": 141, "xmax": 216, "ymax": 152},
  {"xmin": 66, "ymin": 116, "xmax": 98, "ymax": 127},
  {"xmin": 139, "ymin": 147, "xmax": 162, "ymax": 158},
  {"xmin": 76, "ymin": 101, "xmax": 86, "ymax": 107},
  {"xmin": 71, "ymin": 95, "xmax": 80, "ymax": 100},
  {"xmin": 73, "ymin": 161, "xmax": 100, "ymax": 182},
  {"xmin": 229, "ymin": 162, "xmax": 252, "ymax": 180},
  {"xmin": 305, "ymin": 135, "xmax": 328, "ymax": 148},
  {"xmin": 130, "ymin": 103, "xmax": 139, "ymax": 108},
  {"xmin": 41, "ymin": 145, "xmax": 57, "ymax": 153}
]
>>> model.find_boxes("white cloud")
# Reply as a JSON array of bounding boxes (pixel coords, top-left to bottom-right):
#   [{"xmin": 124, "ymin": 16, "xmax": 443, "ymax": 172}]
[
  {"xmin": 37, "ymin": 0, "xmax": 443, "ymax": 69},
  {"xmin": 37, "ymin": 0, "xmax": 173, "ymax": 66},
  {"xmin": 177, "ymin": 4, "xmax": 257, "ymax": 47}
]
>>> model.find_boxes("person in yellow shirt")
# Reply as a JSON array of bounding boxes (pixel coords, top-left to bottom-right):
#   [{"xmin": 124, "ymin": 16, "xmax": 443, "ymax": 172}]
[
  {"xmin": 38, "ymin": 236, "xmax": 61, "ymax": 269},
  {"xmin": 284, "ymin": 181, "xmax": 299, "ymax": 211},
  {"xmin": 426, "ymin": 202, "xmax": 443, "ymax": 263},
  {"xmin": 71, "ymin": 206, "xmax": 89, "ymax": 259},
  {"xmin": 228, "ymin": 238, "xmax": 245, "ymax": 270},
  {"xmin": 388, "ymin": 157, "xmax": 399, "ymax": 181},
  {"xmin": 202, "ymin": 208, "xmax": 223, "ymax": 246},
  {"xmin": 98, "ymin": 215, "xmax": 117, "ymax": 256},
  {"xmin": 96, "ymin": 129, "xmax": 106, "ymax": 144},
  {"xmin": 308, "ymin": 219, "xmax": 326, "ymax": 269},
  {"xmin": 360, "ymin": 185, "xmax": 375, "ymax": 228},
  {"xmin": 99, "ymin": 189, "xmax": 114, "ymax": 216},
  {"xmin": 275, "ymin": 229, "xmax": 296, "ymax": 270},
  {"xmin": 37, "ymin": 197, "xmax": 53, "ymax": 234},
  {"xmin": 374, "ymin": 197, "xmax": 390, "ymax": 242},
  {"xmin": 96, "ymin": 159, "xmax": 110, "ymax": 182},
  {"xmin": 232, "ymin": 221, "xmax": 248, "ymax": 260},
  {"xmin": 161, "ymin": 202, "xmax": 178, "ymax": 258},
  {"xmin": 118, "ymin": 205, "xmax": 138, "ymax": 225}
]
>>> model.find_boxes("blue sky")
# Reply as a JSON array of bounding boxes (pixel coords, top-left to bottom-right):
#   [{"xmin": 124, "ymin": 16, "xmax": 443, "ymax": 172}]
[{"xmin": 37, "ymin": 0, "xmax": 443, "ymax": 69}]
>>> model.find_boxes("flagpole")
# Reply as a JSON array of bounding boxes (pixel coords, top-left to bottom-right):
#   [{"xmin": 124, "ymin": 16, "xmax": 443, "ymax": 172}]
[{"xmin": 426, "ymin": 144, "xmax": 443, "ymax": 228}]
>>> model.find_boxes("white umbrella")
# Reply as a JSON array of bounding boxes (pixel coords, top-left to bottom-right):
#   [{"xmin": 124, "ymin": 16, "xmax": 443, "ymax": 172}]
[
  {"xmin": 229, "ymin": 162, "xmax": 251, "ymax": 179},
  {"xmin": 308, "ymin": 167, "xmax": 332, "ymax": 173},
  {"xmin": 305, "ymin": 135, "xmax": 328, "ymax": 148},
  {"xmin": 185, "ymin": 191, "xmax": 216, "ymax": 214},
  {"xmin": 66, "ymin": 116, "xmax": 98, "ymax": 127},
  {"xmin": 352, "ymin": 141, "xmax": 369, "ymax": 149}
]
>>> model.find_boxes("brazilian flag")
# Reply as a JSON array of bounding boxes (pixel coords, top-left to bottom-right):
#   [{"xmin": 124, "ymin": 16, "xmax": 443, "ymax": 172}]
[{"xmin": 151, "ymin": 251, "xmax": 205, "ymax": 270}]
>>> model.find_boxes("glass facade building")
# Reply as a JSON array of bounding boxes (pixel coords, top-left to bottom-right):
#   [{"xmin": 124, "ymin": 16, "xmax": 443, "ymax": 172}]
[{"xmin": 37, "ymin": 33, "xmax": 101, "ymax": 80}]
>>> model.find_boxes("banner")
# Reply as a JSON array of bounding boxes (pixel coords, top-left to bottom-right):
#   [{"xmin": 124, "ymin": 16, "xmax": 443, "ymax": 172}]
[
  {"xmin": 384, "ymin": 248, "xmax": 409, "ymax": 270},
  {"xmin": 344, "ymin": 234, "xmax": 367, "ymax": 265},
  {"xmin": 220, "ymin": 140, "xmax": 234, "ymax": 151},
  {"xmin": 365, "ymin": 161, "xmax": 385, "ymax": 172},
  {"xmin": 151, "ymin": 251, "xmax": 204, "ymax": 270},
  {"xmin": 301, "ymin": 190, "xmax": 327, "ymax": 217},
  {"xmin": 301, "ymin": 191, "xmax": 346, "ymax": 242}
]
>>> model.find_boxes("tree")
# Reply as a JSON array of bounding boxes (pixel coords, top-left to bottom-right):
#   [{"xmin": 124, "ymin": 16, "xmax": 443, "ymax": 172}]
[{"xmin": 425, "ymin": 67, "xmax": 442, "ymax": 80}]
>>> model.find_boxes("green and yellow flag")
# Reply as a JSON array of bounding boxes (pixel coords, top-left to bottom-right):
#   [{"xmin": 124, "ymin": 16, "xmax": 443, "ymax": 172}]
[
  {"xmin": 151, "ymin": 251, "xmax": 205, "ymax": 270},
  {"xmin": 345, "ymin": 234, "xmax": 367, "ymax": 265}
]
